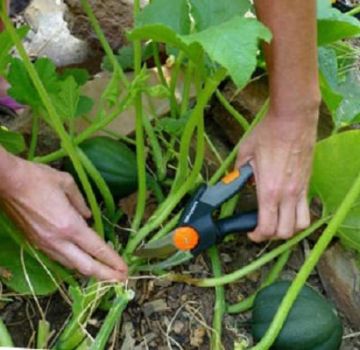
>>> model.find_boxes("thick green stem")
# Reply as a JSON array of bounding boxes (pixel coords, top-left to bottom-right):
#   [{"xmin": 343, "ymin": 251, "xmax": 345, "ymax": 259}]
[
  {"xmin": 77, "ymin": 148, "xmax": 115, "ymax": 220},
  {"xmin": 0, "ymin": 318, "xmax": 13, "ymax": 347},
  {"xmin": 172, "ymin": 69, "xmax": 227, "ymax": 192},
  {"xmin": 125, "ymin": 70, "xmax": 226, "ymax": 255},
  {"xmin": 33, "ymin": 94, "xmax": 132, "ymax": 164},
  {"xmin": 227, "ymin": 249, "xmax": 291, "ymax": 314},
  {"xmin": 143, "ymin": 113, "xmax": 166, "ymax": 181},
  {"xmin": 89, "ymin": 289, "xmax": 133, "ymax": 350},
  {"xmin": 347, "ymin": 4, "xmax": 360, "ymax": 16},
  {"xmin": 79, "ymin": 0, "xmax": 128, "ymax": 88},
  {"xmin": 166, "ymin": 217, "xmax": 328, "ymax": 287},
  {"xmin": 131, "ymin": 0, "xmax": 147, "ymax": 231},
  {"xmin": 209, "ymin": 99, "xmax": 269, "ymax": 185},
  {"xmin": 37, "ymin": 320, "xmax": 50, "ymax": 349},
  {"xmin": 215, "ymin": 90, "xmax": 250, "ymax": 131},
  {"xmin": 28, "ymin": 113, "xmax": 40, "ymax": 160},
  {"xmin": 252, "ymin": 171, "xmax": 360, "ymax": 350},
  {"xmin": 209, "ymin": 246, "xmax": 225, "ymax": 350}
]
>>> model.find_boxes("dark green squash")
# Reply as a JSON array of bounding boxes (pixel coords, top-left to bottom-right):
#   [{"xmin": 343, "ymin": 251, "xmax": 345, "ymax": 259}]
[
  {"xmin": 64, "ymin": 136, "xmax": 138, "ymax": 200},
  {"xmin": 251, "ymin": 281, "xmax": 343, "ymax": 350}
]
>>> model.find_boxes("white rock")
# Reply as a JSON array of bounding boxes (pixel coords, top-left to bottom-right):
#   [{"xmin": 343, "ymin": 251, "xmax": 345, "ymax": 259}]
[{"xmin": 23, "ymin": 0, "xmax": 89, "ymax": 66}]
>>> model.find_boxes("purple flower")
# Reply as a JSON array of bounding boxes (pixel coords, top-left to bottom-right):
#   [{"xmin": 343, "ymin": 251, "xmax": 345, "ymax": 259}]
[{"xmin": 0, "ymin": 96, "xmax": 23, "ymax": 111}]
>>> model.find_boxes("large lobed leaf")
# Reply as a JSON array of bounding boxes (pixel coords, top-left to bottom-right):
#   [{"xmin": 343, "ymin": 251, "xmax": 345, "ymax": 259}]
[
  {"xmin": 310, "ymin": 130, "xmax": 360, "ymax": 252},
  {"xmin": 0, "ymin": 212, "xmax": 59, "ymax": 295},
  {"xmin": 317, "ymin": 0, "xmax": 360, "ymax": 46},
  {"xmin": 190, "ymin": 0, "xmax": 251, "ymax": 32},
  {"xmin": 318, "ymin": 46, "xmax": 360, "ymax": 127},
  {"xmin": 136, "ymin": 0, "xmax": 191, "ymax": 35},
  {"xmin": 129, "ymin": 17, "xmax": 271, "ymax": 89}
]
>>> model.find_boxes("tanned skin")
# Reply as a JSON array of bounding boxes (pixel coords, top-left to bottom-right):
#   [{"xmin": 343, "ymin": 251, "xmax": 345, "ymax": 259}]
[
  {"xmin": 237, "ymin": 0, "xmax": 320, "ymax": 242},
  {"xmin": 0, "ymin": 1, "xmax": 320, "ymax": 279}
]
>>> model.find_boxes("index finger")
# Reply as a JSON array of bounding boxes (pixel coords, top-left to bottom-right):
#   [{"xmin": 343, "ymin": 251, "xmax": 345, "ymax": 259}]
[{"xmin": 72, "ymin": 226, "xmax": 128, "ymax": 275}]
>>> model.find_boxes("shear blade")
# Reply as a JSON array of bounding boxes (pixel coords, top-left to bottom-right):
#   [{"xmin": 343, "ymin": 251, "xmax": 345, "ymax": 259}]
[{"xmin": 134, "ymin": 231, "xmax": 178, "ymax": 258}]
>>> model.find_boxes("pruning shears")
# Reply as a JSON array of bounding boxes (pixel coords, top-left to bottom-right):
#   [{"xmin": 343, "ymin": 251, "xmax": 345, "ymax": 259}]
[{"xmin": 135, "ymin": 164, "xmax": 258, "ymax": 267}]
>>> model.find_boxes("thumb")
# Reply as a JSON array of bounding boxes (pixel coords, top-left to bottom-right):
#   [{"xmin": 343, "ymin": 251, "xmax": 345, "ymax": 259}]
[{"xmin": 235, "ymin": 140, "xmax": 253, "ymax": 170}]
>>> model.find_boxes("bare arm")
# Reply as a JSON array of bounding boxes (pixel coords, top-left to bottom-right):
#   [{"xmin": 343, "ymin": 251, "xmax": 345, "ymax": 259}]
[{"xmin": 237, "ymin": 0, "xmax": 321, "ymax": 241}]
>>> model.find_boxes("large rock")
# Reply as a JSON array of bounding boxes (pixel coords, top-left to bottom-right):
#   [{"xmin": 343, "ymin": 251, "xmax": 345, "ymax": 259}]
[
  {"xmin": 64, "ymin": 0, "xmax": 139, "ymax": 52},
  {"xmin": 317, "ymin": 243, "xmax": 360, "ymax": 328},
  {"xmin": 24, "ymin": 0, "xmax": 89, "ymax": 66}
]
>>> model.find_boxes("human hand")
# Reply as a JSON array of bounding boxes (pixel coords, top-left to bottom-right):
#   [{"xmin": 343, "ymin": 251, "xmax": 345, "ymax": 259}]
[
  {"xmin": 236, "ymin": 107, "xmax": 319, "ymax": 242},
  {"xmin": 0, "ymin": 150, "xmax": 128, "ymax": 281}
]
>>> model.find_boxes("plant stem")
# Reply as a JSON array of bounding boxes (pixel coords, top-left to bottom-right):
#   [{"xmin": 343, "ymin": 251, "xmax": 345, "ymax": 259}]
[
  {"xmin": 131, "ymin": 0, "xmax": 147, "ymax": 232},
  {"xmin": 125, "ymin": 70, "xmax": 226, "ymax": 255},
  {"xmin": 347, "ymin": 4, "xmax": 360, "ymax": 16},
  {"xmin": 227, "ymin": 249, "xmax": 291, "ymax": 314},
  {"xmin": 209, "ymin": 99, "xmax": 269, "ymax": 185},
  {"xmin": 77, "ymin": 148, "xmax": 115, "ymax": 220},
  {"xmin": 172, "ymin": 69, "xmax": 227, "ymax": 192},
  {"xmin": 142, "ymin": 113, "xmax": 166, "ymax": 181},
  {"xmin": 28, "ymin": 113, "xmax": 40, "ymax": 160},
  {"xmin": 37, "ymin": 320, "xmax": 50, "ymax": 349},
  {"xmin": 79, "ymin": 0, "xmax": 128, "ymax": 88},
  {"xmin": 251, "ymin": 170, "xmax": 360, "ymax": 350},
  {"xmin": 89, "ymin": 289, "xmax": 133, "ymax": 350},
  {"xmin": 208, "ymin": 247, "xmax": 225, "ymax": 350},
  {"xmin": 215, "ymin": 90, "xmax": 250, "ymax": 131},
  {"xmin": 1, "ymin": 13, "xmax": 102, "ymax": 236},
  {"xmin": 33, "ymin": 94, "xmax": 132, "ymax": 164},
  {"xmin": 0, "ymin": 318, "xmax": 13, "ymax": 347},
  {"xmin": 166, "ymin": 217, "xmax": 328, "ymax": 287}
]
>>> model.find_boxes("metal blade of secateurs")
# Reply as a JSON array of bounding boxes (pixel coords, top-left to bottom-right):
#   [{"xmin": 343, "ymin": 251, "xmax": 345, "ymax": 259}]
[{"xmin": 134, "ymin": 232, "xmax": 178, "ymax": 259}]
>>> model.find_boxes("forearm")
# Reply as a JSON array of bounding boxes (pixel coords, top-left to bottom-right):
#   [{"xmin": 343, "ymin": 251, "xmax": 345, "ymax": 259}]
[{"xmin": 254, "ymin": 0, "xmax": 321, "ymax": 117}]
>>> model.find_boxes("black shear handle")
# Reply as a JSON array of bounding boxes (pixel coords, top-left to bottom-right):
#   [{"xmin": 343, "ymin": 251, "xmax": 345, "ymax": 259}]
[{"xmin": 216, "ymin": 212, "xmax": 258, "ymax": 240}]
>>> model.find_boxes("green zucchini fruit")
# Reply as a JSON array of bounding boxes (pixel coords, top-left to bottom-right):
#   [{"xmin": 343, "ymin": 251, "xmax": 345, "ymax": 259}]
[
  {"xmin": 251, "ymin": 281, "xmax": 343, "ymax": 350},
  {"xmin": 64, "ymin": 136, "xmax": 138, "ymax": 200}
]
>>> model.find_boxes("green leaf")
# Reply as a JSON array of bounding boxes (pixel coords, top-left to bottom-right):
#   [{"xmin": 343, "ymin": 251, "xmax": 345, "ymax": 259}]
[
  {"xmin": 0, "ymin": 236, "xmax": 57, "ymax": 295},
  {"xmin": 145, "ymin": 84, "xmax": 170, "ymax": 99},
  {"xmin": 60, "ymin": 68, "xmax": 90, "ymax": 86},
  {"xmin": 318, "ymin": 46, "xmax": 360, "ymax": 127},
  {"xmin": 190, "ymin": 0, "xmax": 251, "ymax": 31},
  {"xmin": 50, "ymin": 76, "xmax": 79, "ymax": 120},
  {"xmin": 75, "ymin": 96, "xmax": 94, "ymax": 117},
  {"xmin": 335, "ymin": 73, "xmax": 360, "ymax": 125},
  {"xmin": 156, "ymin": 112, "xmax": 190, "ymax": 136},
  {"xmin": 310, "ymin": 130, "xmax": 360, "ymax": 252},
  {"xmin": 182, "ymin": 17, "xmax": 271, "ymax": 88},
  {"xmin": 318, "ymin": 47, "xmax": 343, "ymax": 113},
  {"xmin": 128, "ymin": 24, "xmax": 201, "ymax": 62},
  {"xmin": 7, "ymin": 58, "xmax": 41, "ymax": 107},
  {"xmin": 0, "ymin": 26, "xmax": 29, "ymax": 75},
  {"xmin": 7, "ymin": 57, "xmax": 61, "ymax": 109},
  {"xmin": 317, "ymin": 0, "xmax": 360, "ymax": 46},
  {"xmin": 136, "ymin": 0, "xmax": 191, "ymax": 35},
  {"xmin": 0, "ymin": 127, "xmax": 26, "ymax": 154}
]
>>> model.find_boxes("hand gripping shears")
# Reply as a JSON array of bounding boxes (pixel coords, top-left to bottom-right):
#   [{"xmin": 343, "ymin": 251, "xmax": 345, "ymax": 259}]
[{"xmin": 135, "ymin": 164, "xmax": 258, "ymax": 264}]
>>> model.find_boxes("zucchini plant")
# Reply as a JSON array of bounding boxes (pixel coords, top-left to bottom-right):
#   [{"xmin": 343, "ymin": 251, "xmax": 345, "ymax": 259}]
[{"xmin": 0, "ymin": 0, "xmax": 359, "ymax": 349}]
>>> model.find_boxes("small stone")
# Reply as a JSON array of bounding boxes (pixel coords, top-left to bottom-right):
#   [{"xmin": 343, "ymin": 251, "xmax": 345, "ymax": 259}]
[
  {"xmin": 190, "ymin": 326, "xmax": 206, "ymax": 347},
  {"xmin": 173, "ymin": 320, "xmax": 185, "ymax": 335},
  {"xmin": 143, "ymin": 299, "xmax": 169, "ymax": 317}
]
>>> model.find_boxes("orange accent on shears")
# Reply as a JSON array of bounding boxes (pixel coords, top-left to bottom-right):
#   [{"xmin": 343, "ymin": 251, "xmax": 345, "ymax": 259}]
[
  {"xmin": 173, "ymin": 227, "xmax": 199, "ymax": 251},
  {"xmin": 222, "ymin": 170, "xmax": 240, "ymax": 184}
]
